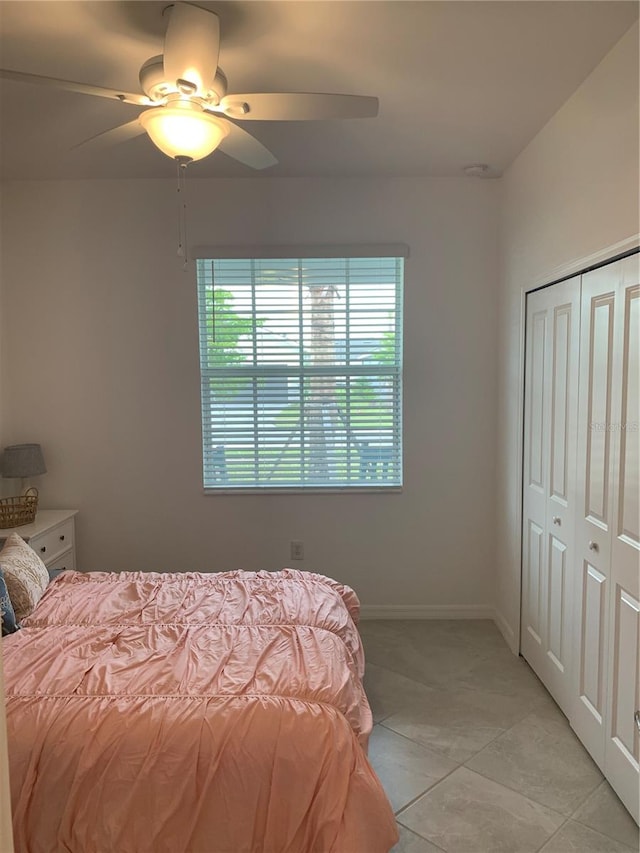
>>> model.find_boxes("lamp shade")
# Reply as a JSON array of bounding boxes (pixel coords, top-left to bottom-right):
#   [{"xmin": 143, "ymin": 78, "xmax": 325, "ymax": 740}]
[
  {"xmin": 1, "ymin": 444, "xmax": 47, "ymax": 478},
  {"xmin": 139, "ymin": 102, "xmax": 229, "ymax": 162}
]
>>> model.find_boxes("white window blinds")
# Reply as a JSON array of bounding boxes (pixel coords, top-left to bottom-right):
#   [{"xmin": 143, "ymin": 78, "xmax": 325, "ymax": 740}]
[{"xmin": 196, "ymin": 254, "xmax": 404, "ymax": 489}]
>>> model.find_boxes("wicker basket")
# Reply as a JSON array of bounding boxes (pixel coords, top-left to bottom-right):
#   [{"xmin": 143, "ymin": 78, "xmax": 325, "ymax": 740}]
[{"xmin": 0, "ymin": 487, "xmax": 39, "ymax": 529}]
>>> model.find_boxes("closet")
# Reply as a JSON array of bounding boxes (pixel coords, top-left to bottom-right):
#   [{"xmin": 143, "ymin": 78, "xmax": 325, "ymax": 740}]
[{"xmin": 522, "ymin": 251, "xmax": 639, "ymax": 823}]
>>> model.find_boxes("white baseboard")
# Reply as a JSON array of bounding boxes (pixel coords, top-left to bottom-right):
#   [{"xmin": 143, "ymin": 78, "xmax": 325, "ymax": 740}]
[
  {"xmin": 359, "ymin": 605, "xmax": 495, "ymax": 621},
  {"xmin": 494, "ymin": 609, "xmax": 518, "ymax": 654}
]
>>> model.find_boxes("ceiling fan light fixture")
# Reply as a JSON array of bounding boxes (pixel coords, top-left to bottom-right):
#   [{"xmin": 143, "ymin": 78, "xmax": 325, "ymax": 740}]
[{"xmin": 139, "ymin": 101, "xmax": 229, "ymax": 162}]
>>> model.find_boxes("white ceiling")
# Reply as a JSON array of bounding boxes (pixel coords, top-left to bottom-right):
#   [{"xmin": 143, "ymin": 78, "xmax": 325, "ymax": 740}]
[{"xmin": 0, "ymin": 1, "xmax": 637, "ymax": 180}]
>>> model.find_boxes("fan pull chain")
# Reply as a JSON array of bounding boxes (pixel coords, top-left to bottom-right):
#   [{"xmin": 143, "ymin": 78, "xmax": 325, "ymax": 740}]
[{"xmin": 176, "ymin": 156, "xmax": 191, "ymax": 270}]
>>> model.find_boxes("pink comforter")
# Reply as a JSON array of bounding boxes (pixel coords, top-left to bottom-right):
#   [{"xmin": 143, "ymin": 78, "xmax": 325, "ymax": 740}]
[{"xmin": 4, "ymin": 570, "xmax": 398, "ymax": 853}]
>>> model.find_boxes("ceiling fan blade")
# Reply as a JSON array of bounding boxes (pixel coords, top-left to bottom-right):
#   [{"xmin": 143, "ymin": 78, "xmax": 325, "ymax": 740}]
[
  {"xmin": 0, "ymin": 68, "xmax": 149, "ymax": 106},
  {"xmin": 163, "ymin": 2, "xmax": 220, "ymax": 97},
  {"xmin": 72, "ymin": 119, "xmax": 146, "ymax": 151},
  {"xmin": 219, "ymin": 92, "xmax": 379, "ymax": 121},
  {"xmin": 209, "ymin": 117, "xmax": 277, "ymax": 170}
]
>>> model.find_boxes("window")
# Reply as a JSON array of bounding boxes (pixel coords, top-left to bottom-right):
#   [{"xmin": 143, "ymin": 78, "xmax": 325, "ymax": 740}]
[{"xmin": 196, "ymin": 250, "xmax": 404, "ymax": 490}]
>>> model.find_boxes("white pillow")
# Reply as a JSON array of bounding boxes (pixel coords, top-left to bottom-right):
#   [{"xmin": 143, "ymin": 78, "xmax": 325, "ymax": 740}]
[{"xmin": 0, "ymin": 532, "xmax": 49, "ymax": 621}]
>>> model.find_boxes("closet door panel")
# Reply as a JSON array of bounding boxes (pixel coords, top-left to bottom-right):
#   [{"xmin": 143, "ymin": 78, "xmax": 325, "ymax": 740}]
[
  {"xmin": 547, "ymin": 535, "xmax": 567, "ymax": 669},
  {"xmin": 573, "ymin": 266, "xmax": 618, "ymax": 767},
  {"xmin": 525, "ymin": 519, "xmax": 545, "ymax": 644},
  {"xmin": 549, "ymin": 303, "xmax": 572, "ymax": 508},
  {"xmin": 522, "ymin": 277, "xmax": 580, "ymax": 716},
  {"xmin": 544, "ymin": 297, "xmax": 579, "ymax": 685},
  {"xmin": 605, "ymin": 258, "xmax": 639, "ymax": 823},
  {"xmin": 616, "ymin": 281, "xmax": 639, "ymax": 547},
  {"xmin": 522, "ymin": 298, "xmax": 550, "ymax": 661},
  {"xmin": 528, "ymin": 308, "xmax": 548, "ymax": 494},
  {"xmin": 585, "ymin": 294, "xmax": 615, "ymax": 528},
  {"xmin": 580, "ymin": 561, "xmax": 607, "ymax": 721},
  {"xmin": 610, "ymin": 588, "xmax": 638, "ymax": 764}
]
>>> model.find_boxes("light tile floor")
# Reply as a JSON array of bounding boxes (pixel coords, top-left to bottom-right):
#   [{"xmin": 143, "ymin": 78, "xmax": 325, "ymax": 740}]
[{"xmin": 360, "ymin": 620, "xmax": 639, "ymax": 853}]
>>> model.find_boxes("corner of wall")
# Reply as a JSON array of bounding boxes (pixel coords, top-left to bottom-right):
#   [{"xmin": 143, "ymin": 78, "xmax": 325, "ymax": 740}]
[
  {"xmin": 493, "ymin": 607, "xmax": 518, "ymax": 655},
  {"xmin": 495, "ymin": 21, "xmax": 639, "ymax": 659}
]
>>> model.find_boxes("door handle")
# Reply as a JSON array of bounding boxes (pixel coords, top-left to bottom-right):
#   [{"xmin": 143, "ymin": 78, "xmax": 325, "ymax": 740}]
[
  {"xmin": 635, "ymin": 711, "xmax": 640, "ymax": 733},
  {"xmin": 552, "ymin": 516, "xmax": 561, "ymax": 525},
  {"xmin": 588, "ymin": 541, "xmax": 599, "ymax": 552}
]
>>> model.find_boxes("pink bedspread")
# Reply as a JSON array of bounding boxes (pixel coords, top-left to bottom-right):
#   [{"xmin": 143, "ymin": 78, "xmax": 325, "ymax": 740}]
[{"xmin": 4, "ymin": 569, "xmax": 398, "ymax": 853}]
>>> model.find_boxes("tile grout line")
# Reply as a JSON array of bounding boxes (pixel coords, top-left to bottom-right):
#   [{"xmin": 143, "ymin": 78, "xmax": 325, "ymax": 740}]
[
  {"xmin": 393, "ymin": 764, "xmax": 572, "ymax": 853},
  {"xmin": 376, "ymin": 718, "xmax": 462, "ymax": 760},
  {"xmin": 377, "ymin": 720, "xmax": 467, "ymax": 766},
  {"xmin": 566, "ymin": 802, "xmax": 639, "ymax": 852},
  {"xmin": 531, "ymin": 818, "xmax": 570, "ymax": 853},
  {"xmin": 392, "ymin": 764, "xmax": 570, "ymax": 853},
  {"xmin": 460, "ymin": 762, "xmax": 584, "ymax": 822},
  {"xmin": 373, "ymin": 712, "xmax": 395, "ymax": 725},
  {"xmin": 378, "ymin": 698, "xmax": 531, "ymax": 767},
  {"xmin": 470, "ymin": 746, "xmax": 605, "ymax": 811},
  {"xmin": 567, "ymin": 781, "xmax": 603, "ymax": 822},
  {"xmin": 364, "ymin": 659, "xmax": 438, "ymax": 695},
  {"xmin": 396, "ymin": 824, "xmax": 448, "ymax": 853},
  {"xmin": 393, "ymin": 761, "xmax": 463, "ymax": 818},
  {"xmin": 566, "ymin": 777, "xmax": 640, "ymax": 845},
  {"xmin": 533, "ymin": 818, "xmax": 639, "ymax": 853},
  {"xmin": 366, "ymin": 660, "xmax": 561, "ymax": 717}
]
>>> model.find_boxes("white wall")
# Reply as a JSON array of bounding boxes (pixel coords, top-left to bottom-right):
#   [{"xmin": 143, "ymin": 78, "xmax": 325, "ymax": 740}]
[
  {"xmin": 0, "ymin": 176, "xmax": 500, "ymax": 610},
  {"xmin": 495, "ymin": 22, "xmax": 640, "ymax": 650}
]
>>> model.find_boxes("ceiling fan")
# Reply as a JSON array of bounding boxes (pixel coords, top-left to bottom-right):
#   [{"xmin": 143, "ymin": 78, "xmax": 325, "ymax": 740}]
[{"xmin": 0, "ymin": 2, "xmax": 379, "ymax": 170}]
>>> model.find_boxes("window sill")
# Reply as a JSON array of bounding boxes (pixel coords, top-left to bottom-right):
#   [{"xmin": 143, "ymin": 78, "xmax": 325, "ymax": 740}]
[{"xmin": 202, "ymin": 486, "xmax": 403, "ymax": 495}]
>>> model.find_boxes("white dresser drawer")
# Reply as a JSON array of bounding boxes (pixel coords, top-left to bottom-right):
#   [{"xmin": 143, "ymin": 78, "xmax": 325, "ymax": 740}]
[
  {"xmin": 0, "ymin": 510, "xmax": 78, "ymax": 582},
  {"xmin": 29, "ymin": 518, "xmax": 75, "ymax": 565},
  {"xmin": 47, "ymin": 549, "xmax": 75, "ymax": 578}
]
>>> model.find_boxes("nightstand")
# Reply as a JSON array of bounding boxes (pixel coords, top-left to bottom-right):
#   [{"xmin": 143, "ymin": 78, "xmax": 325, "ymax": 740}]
[{"xmin": 0, "ymin": 510, "xmax": 78, "ymax": 579}]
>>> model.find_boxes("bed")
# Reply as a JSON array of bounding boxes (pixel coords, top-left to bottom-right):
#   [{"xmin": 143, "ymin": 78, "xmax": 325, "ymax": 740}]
[{"xmin": 3, "ymin": 568, "xmax": 398, "ymax": 853}]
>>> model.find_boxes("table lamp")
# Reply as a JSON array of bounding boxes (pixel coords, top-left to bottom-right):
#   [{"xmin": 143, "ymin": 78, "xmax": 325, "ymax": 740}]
[{"xmin": 1, "ymin": 443, "xmax": 47, "ymax": 492}]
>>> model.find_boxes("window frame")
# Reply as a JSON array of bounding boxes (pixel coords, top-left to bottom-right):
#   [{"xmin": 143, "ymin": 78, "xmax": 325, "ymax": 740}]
[{"xmin": 194, "ymin": 245, "xmax": 408, "ymax": 494}]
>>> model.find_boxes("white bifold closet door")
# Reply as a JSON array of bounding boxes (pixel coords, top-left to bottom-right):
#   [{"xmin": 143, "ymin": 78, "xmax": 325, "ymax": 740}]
[
  {"xmin": 573, "ymin": 254, "xmax": 639, "ymax": 821},
  {"xmin": 605, "ymin": 255, "xmax": 639, "ymax": 823},
  {"xmin": 572, "ymin": 262, "xmax": 619, "ymax": 767},
  {"xmin": 522, "ymin": 253, "xmax": 639, "ymax": 823},
  {"xmin": 521, "ymin": 276, "xmax": 580, "ymax": 717}
]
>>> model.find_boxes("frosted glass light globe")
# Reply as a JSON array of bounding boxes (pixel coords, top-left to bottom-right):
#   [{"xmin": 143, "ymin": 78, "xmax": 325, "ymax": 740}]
[{"xmin": 139, "ymin": 102, "xmax": 228, "ymax": 161}]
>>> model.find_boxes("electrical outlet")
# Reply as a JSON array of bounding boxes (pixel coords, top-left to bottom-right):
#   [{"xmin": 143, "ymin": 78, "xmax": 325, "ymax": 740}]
[{"xmin": 290, "ymin": 540, "xmax": 304, "ymax": 561}]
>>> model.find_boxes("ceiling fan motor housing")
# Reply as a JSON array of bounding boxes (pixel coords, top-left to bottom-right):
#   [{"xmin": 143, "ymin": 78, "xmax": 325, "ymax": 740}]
[{"xmin": 139, "ymin": 55, "xmax": 228, "ymax": 104}]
